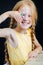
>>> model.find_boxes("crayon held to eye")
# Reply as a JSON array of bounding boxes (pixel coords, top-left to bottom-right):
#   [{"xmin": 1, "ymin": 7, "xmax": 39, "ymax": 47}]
[{"xmin": 21, "ymin": 13, "xmax": 23, "ymax": 17}]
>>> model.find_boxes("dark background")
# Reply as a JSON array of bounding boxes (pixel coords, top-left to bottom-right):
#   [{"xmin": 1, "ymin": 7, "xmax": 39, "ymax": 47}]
[{"xmin": 0, "ymin": 0, "xmax": 43, "ymax": 65}]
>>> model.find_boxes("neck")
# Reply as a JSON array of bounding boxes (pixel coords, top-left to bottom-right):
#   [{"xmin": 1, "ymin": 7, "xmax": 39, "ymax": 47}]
[{"xmin": 15, "ymin": 26, "xmax": 27, "ymax": 34}]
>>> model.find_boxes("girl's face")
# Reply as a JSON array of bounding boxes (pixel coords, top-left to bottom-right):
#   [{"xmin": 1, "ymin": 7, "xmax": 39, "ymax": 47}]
[{"xmin": 18, "ymin": 5, "xmax": 32, "ymax": 30}]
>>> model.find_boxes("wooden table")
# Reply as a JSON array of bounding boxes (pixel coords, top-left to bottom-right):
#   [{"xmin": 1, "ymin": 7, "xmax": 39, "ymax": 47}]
[{"xmin": 25, "ymin": 51, "xmax": 43, "ymax": 65}]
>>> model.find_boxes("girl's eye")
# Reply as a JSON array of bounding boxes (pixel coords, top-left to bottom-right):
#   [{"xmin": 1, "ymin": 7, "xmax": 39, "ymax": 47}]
[
  {"xmin": 21, "ymin": 13, "xmax": 25, "ymax": 17},
  {"xmin": 22, "ymin": 14, "xmax": 25, "ymax": 16},
  {"xmin": 28, "ymin": 15, "xmax": 32, "ymax": 17}
]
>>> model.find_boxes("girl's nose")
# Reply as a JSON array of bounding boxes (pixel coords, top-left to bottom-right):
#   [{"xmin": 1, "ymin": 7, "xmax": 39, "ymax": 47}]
[{"xmin": 22, "ymin": 15, "xmax": 28, "ymax": 21}]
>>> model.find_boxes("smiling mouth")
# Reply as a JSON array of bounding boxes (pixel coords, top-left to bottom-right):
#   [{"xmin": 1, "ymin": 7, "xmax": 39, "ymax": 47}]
[{"xmin": 21, "ymin": 21, "xmax": 30, "ymax": 24}]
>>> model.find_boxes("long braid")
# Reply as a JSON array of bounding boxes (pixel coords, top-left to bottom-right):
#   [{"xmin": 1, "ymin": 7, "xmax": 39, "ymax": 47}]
[
  {"xmin": 4, "ymin": 41, "xmax": 11, "ymax": 65},
  {"xmin": 4, "ymin": 18, "xmax": 17, "ymax": 65},
  {"xmin": 31, "ymin": 25, "xmax": 36, "ymax": 50},
  {"xmin": 10, "ymin": 18, "xmax": 17, "ymax": 28}
]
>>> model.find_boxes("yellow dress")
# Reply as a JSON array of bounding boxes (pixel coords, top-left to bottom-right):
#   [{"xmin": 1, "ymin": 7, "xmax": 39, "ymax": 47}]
[{"xmin": 6, "ymin": 29, "xmax": 32, "ymax": 65}]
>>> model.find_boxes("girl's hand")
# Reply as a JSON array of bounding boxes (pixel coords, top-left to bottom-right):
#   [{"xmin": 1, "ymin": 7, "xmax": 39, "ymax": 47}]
[
  {"xmin": 14, "ymin": 11, "xmax": 23, "ymax": 23},
  {"xmin": 28, "ymin": 50, "xmax": 39, "ymax": 58},
  {"xmin": 9, "ymin": 11, "xmax": 23, "ymax": 23}
]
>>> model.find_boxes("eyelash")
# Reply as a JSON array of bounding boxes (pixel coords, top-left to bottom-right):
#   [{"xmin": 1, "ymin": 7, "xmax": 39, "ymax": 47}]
[{"xmin": 28, "ymin": 15, "xmax": 32, "ymax": 17}]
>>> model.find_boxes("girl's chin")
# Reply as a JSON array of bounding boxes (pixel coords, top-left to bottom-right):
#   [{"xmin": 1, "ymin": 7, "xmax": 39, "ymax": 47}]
[
  {"xmin": 20, "ymin": 25, "xmax": 31, "ymax": 29},
  {"xmin": 20, "ymin": 23, "xmax": 31, "ymax": 27},
  {"xmin": 20, "ymin": 26, "xmax": 29, "ymax": 30}
]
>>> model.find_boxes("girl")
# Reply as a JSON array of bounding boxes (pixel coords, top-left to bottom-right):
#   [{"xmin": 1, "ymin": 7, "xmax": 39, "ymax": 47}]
[{"xmin": 0, "ymin": 0, "xmax": 42, "ymax": 65}]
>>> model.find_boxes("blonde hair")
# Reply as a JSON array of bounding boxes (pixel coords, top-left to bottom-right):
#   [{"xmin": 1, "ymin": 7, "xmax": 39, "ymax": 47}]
[{"xmin": 5, "ymin": 0, "xmax": 38, "ymax": 64}]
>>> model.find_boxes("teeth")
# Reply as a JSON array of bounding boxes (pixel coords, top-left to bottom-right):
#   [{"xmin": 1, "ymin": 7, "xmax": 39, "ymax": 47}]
[
  {"xmin": 22, "ymin": 21, "xmax": 25, "ymax": 23},
  {"xmin": 22, "ymin": 22, "xmax": 26, "ymax": 24},
  {"xmin": 22, "ymin": 21, "xmax": 23, "ymax": 23},
  {"xmin": 21, "ymin": 21, "xmax": 30, "ymax": 24}
]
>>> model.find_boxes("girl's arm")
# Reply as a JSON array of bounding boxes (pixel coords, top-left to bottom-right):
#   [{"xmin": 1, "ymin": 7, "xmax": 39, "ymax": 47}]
[
  {"xmin": 0, "ymin": 28, "xmax": 10, "ymax": 38},
  {"xmin": 0, "ymin": 11, "xmax": 22, "ymax": 47},
  {"xmin": 33, "ymin": 34, "xmax": 42, "ymax": 53},
  {"xmin": 0, "ymin": 11, "xmax": 16, "ymax": 23},
  {"xmin": 28, "ymin": 34, "xmax": 42, "ymax": 58},
  {"xmin": 0, "ymin": 11, "xmax": 22, "ymax": 24},
  {"xmin": 0, "ymin": 28, "xmax": 18, "ymax": 47},
  {"xmin": 0, "ymin": 12, "xmax": 9, "ymax": 24}
]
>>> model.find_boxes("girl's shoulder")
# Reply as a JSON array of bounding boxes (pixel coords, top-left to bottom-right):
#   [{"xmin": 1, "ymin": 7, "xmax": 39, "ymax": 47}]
[{"xmin": 8, "ymin": 28, "xmax": 16, "ymax": 34}]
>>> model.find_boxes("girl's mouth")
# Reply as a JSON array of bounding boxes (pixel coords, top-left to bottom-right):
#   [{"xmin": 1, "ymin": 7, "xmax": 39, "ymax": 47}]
[{"xmin": 21, "ymin": 21, "xmax": 30, "ymax": 25}]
